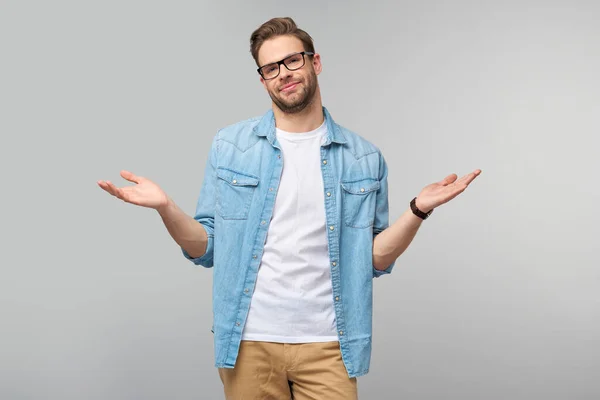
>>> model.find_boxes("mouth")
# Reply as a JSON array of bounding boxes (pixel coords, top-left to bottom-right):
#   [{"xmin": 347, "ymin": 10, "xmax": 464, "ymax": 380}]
[{"xmin": 280, "ymin": 81, "xmax": 301, "ymax": 92}]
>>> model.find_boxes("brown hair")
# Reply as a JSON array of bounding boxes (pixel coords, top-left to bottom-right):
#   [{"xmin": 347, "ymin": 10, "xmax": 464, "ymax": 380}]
[{"xmin": 250, "ymin": 17, "xmax": 315, "ymax": 67}]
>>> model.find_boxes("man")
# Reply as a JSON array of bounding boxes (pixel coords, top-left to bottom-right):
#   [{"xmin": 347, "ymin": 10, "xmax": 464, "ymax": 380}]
[{"xmin": 98, "ymin": 17, "xmax": 481, "ymax": 400}]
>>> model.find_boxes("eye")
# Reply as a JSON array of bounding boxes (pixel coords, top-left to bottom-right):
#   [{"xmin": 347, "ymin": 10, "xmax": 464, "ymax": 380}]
[{"xmin": 287, "ymin": 55, "xmax": 302, "ymax": 64}]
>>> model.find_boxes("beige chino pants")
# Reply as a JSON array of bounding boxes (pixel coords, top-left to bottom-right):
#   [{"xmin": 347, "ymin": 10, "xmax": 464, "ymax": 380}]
[{"xmin": 218, "ymin": 340, "xmax": 358, "ymax": 399}]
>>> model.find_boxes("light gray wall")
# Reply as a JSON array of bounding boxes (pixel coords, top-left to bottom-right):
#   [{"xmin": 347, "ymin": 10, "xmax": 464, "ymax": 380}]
[{"xmin": 1, "ymin": 1, "xmax": 598, "ymax": 399}]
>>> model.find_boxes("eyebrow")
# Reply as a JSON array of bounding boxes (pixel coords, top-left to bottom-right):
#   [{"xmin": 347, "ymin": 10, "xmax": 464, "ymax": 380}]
[{"xmin": 262, "ymin": 51, "xmax": 303, "ymax": 66}]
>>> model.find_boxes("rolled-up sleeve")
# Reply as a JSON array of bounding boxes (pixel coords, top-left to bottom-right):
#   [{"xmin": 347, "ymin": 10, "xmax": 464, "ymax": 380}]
[
  {"xmin": 182, "ymin": 134, "xmax": 218, "ymax": 268},
  {"xmin": 372, "ymin": 151, "xmax": 395, "ymax": 278}
]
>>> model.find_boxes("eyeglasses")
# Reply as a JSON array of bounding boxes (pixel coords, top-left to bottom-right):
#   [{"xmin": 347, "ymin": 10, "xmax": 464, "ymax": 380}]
[{"xmin": 257, "ymin": 51, "xmax": 314, "ymax": 80}]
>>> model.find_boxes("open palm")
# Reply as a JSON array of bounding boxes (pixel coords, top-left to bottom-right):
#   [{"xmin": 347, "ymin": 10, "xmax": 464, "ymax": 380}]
[
  {"xmin": 415, "ymin": 169, "xmax": 482, "ymax": 212},
  {"xmin": 97, "ymin": 170, "xmax": 168, "ymax": 210}
]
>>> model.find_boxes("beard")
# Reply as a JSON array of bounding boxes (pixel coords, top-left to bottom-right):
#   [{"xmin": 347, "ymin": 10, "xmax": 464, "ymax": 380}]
[{"xmin": 268, "ymin": 71, "xmax": 318, "ymax": 114}]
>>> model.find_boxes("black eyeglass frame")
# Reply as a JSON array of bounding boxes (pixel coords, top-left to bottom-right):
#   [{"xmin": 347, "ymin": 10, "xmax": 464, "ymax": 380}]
[{"xmin": 257, "ymin": 51, "xmax": 315, "ymax": 80}]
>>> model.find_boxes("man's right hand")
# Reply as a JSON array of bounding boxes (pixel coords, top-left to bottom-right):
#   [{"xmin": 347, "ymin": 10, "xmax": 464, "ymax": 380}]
[{"xmin": 97, "ymin": 170, "xmax": 169, "ymax": 211}]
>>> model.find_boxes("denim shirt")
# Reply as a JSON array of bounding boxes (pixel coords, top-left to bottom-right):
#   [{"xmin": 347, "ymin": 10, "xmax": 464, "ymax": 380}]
[{"xmin": 182, "ymin": 106, "xmax": 395, "ymax": 378}]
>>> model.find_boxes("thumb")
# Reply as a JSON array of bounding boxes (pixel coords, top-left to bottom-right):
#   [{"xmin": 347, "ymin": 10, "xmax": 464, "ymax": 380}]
[
  {"xmin": 120, "ymin": 170, "xmax": 141, "ymax": 184},
  {"xmin": 438, "ymin": 173, "xmax": 458, "ymax": 186}
]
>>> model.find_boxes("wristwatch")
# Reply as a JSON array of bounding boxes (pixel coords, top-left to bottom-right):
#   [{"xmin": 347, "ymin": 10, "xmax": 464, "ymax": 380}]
[{"xmin": 410, "ymin": 197, "xmax": 433, "ymax": 220}]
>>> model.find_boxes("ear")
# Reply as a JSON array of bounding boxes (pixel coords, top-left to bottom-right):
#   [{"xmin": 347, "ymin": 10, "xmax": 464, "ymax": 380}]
[
  {"xmin": 259, "ymin": 75, "xmax": 267, "ymax": 89},
  {"xmin": 312, "ymin": 53, "xmax": 323, "ymax": 75}
]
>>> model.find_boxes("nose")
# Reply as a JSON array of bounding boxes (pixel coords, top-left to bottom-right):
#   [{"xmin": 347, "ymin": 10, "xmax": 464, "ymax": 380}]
[{"xmin": 278, "ymin": 64, "xmax": 293, "ymax": 81}]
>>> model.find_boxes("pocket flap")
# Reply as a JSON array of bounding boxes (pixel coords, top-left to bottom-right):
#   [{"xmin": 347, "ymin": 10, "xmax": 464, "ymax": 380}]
[
  {"xmin": 340, "ymin": 178, "xmax": 380, "ymax": 195},
  {"xmin": 216, "ymin": 167, "xmax": 259, "ymax": 187}
]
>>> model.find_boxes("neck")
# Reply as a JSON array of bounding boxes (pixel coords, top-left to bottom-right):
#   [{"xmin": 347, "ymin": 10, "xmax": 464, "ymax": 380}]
[{"xmin": 272, "ymin": 90, "xmax": 324, "ymax": 133}]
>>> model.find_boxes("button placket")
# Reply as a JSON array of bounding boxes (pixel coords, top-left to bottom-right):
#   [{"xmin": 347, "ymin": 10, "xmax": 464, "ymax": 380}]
[
  {"xmin": 233, "ymin": 144, "xmax": 284, "ymax": 352},
  {"xmin": 319, "ymin": 146, "xmax": 346, "ymax": 347}
]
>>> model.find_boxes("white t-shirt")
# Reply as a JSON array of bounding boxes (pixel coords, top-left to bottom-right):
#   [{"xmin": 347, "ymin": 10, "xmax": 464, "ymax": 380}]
[{"xmin": 241, "ymin": 121, "xmax": 338, "ymax": 343}]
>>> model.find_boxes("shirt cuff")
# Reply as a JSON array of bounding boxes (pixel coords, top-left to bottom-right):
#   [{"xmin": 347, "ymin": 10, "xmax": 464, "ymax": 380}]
[
  {"xmin": 181, "ymin": 234, "xmax": 214, "ymax": 268},
  {"xmin": 373, "ymin": 260, "xmax": 395, "ymax": 278}
]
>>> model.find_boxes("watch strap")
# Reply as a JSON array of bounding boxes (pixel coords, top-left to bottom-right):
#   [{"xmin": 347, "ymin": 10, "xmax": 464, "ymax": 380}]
[{"xmin": 410, "ymin": 197, "xmax": 433, "ymax": 220}]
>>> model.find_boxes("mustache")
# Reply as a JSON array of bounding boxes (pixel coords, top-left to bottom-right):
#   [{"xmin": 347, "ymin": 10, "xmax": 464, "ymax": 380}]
[{"xmin": 279, "ymin": 79, "xmax": 303, "ymax": 91}]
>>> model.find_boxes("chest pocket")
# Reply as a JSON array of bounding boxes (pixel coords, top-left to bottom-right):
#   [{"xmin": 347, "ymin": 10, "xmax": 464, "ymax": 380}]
[
  {"xmin": 340, "ymin": 177, "xmax": 380, "ymax": 228},
  {"xmin": 216, "ymin": 167, "xmax": 259, "ymax": 220}
]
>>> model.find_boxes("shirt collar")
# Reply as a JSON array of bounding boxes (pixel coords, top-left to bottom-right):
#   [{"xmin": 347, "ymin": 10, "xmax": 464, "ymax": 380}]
[{"xmin": 253, "ymin": 106, "xmax": 347, "ymax": 146}]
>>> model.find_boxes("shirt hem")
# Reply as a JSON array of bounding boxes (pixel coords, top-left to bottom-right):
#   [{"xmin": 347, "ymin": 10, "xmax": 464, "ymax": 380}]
[{"xmin": 240, "ymin": 334, "xmax": 339, "ymax": 343}]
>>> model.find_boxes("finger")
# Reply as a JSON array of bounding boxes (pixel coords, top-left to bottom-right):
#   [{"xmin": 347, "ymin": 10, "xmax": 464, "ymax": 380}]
[
  {"xmin": 437, "ymin": 174, "xmax": 458, "ymax": 186},
  {"xmin": 97, "ymin": 180, "xmax": 115, "ymax": 196},
  {"xmin": 120, "ymin": 170, "xmax": 141, "ymax": 184},
  {"xmin": 98, "ymin": 180, "xmax": 117, "ymax": 196},
  {"xmin": 457, "ymin": 169, "xmax": 481, "ymax": 186},
  {"xmin": 102, "ymin": 180, "xmax": 117, "ymax": 197},
  {"xmin": 440, "ymin": 185, "xmax": 469, "ymax": 205},
  {"xmin": 106, "ymin": 181, "xmax": 127, "ymax": 200},
  {"xmin": 97, "ymin": 180, "xmax": 108, "ymax": 190}
]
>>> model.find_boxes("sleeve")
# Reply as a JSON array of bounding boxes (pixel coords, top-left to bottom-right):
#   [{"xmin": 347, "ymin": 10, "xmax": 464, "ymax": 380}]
[
  {"xmin": 181, "ymin": 134, "xmax": 218, "ymax": 268},
  {"xmin": 372, "ymin": 151, "xmax": 395, "ymax": 278}
]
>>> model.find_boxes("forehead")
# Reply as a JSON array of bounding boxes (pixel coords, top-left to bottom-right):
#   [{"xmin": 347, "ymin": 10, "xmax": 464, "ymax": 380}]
[{"xmin": 258, "ymin": 35, "xmax": 305, "ymax": 66}]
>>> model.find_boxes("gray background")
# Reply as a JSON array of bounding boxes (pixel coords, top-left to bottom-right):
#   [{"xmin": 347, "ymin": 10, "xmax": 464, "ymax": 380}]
[{"xmin": 1, "ymin": 0, "xmax": 599, "ymax": 399}]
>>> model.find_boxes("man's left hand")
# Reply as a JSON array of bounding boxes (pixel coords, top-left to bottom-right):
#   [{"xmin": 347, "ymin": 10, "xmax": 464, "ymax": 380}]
[{"xmin": 415, "ymin": 169, "xmax": 482, "ymax": 213}]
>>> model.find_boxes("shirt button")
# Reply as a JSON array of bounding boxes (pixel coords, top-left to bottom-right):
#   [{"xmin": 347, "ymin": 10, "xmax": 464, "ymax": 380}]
[
  {"xmin": 269, "ymin": 188, "xmax": 274, "ymax": 191},
  {"xmin": 253, "ymin": 255, "xmax": 257, "ymax": 259},
  {"xmin": 278, "ymin": 155, "xmax": 281, "ymax": 159},
  {"xmin": 335, "ymin": 296, "xmax": 339, "ymax": 301},
  {"xmin": 232, "ymin": 179, "xmax": 237, "ymax": 184},
  {"xmin": 261, "ymin": 220, "xmax": 266, "ymax": 225},
  {"xmin": 326, "ymin": 192, "xmax": 331, "ymax": 197},
  {"xmin": 360, "ymin": 188, "xmax": 365, "ymax": 192},
  {"xmin": 332, "ymin": 262, "xmax": 336, "ymax": 266},
  {"xmin": 339, "ymin": 330, "xmax": 344, "ymax": 335},
  {"xmin": 236, "ymin": 322, "xmax": 240, "ymax": 326},
  {"xmin": 244, "ymin": 289, "xmax": 249, "ymax": 293},
  {"xmin": 329, "ymin": 226, "xmax": 334, "ymax": 231},
  {"xmin": 322, "ymin": 160, "xmax": 327, "ymax": 165}
]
